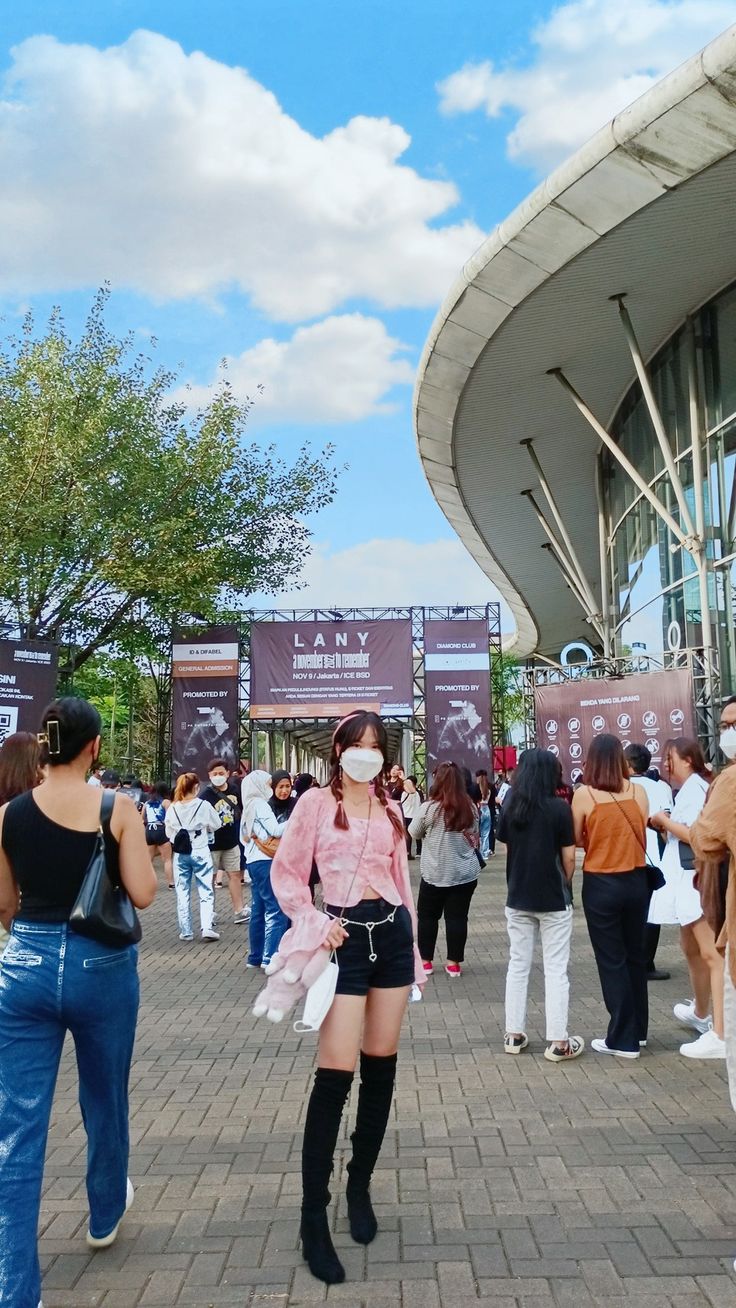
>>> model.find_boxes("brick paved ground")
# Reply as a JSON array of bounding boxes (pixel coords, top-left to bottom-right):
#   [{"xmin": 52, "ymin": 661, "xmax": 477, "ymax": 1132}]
[{"xmin": 38, "ymin": 855, "xmax": 736, "ymax": 1307}]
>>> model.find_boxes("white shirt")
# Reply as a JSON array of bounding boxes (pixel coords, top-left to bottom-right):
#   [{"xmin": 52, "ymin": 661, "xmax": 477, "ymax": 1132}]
[
  {"xmin": 660, "ymin": 773, "xmax": 708, "ymax": 877},
  {"xmin": 496, "ymin": 782, "xmax": 510, "ymax": 806},
  {"xmin": 631, "ymin": 774, "xmax": 673, "ymax": 867},
  {"xmin": 400, "ymin": 790, "xmax": 422, "ymax": 820},
  {"xmin": 87, "ymin": 775, "xmax": 102, "ymax": 788},
  {"xmin": 165, "ymin": 798, "xmax": 221, "ymax": 854}
]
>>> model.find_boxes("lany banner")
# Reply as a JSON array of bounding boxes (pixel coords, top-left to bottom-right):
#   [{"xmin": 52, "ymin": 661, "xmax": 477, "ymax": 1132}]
[
  {"xmin": 0, "ymin": 639, "xmax": 58, "ymax": 742},
  {"xmin": 534, "ymin": 667, "xmax": 695, "ymax": 783},
  {"xmin": 250, "ymin": 619, "xmax": 414, "ymax": 719},
  {"xmin": 424, "ymin": 619, "xmax": 492, "ymax": 775},
  {"xmin": 172, "ymin": 627, "xmax": 239, "ymax": 780}
]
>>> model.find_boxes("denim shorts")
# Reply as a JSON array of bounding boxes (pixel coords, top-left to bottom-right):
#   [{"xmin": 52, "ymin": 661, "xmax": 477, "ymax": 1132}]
[{"xmin": 324, "ymin": 898, "xmax": 415, "ymax": 996}]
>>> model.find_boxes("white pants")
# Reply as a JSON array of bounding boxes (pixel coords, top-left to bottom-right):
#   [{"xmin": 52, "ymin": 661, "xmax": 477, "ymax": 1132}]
[
  {"xmin": 725, "ymin": 946, "xmax": 736, "ymax": 1115},
  {"xmin": 504, "ymin": 906, "xmax": 574, "ymax": 1042}
]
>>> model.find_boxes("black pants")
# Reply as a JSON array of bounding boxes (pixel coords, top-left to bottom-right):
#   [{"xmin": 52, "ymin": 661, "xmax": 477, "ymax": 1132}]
[
  {"xmin": 582, "ymin": 869, "xmax": 649, "ymax": 1052},
  {"xmin": 644, "ymin": 922, "xmax": 660, "ymax": 974},
  {"xmin": 417, "ymin": 878, "xmax": 477, "ymax": 963}
]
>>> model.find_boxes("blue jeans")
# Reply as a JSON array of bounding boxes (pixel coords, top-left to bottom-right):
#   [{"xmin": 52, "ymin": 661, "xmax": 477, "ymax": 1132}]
[
  {"xmin": 0, "ymin": 921, "xmax": 139, "ymax": 1307},
  {"xmin": 479, "ymin": 805, "xmax": 492, "ymax": 859},
  {"xmin": 173, "ymin": 851, "xmax": 215, "ymax": 937},
  {"xmin": 247, "ymin": 859, "xmax": 288, "ymax": 966}
]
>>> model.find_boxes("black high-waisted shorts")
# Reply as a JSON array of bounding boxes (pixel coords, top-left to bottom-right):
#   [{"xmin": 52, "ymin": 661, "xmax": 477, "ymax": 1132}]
[{"xmin": 324, "ymin": 897, "xmax": 415, "ymax": 996}]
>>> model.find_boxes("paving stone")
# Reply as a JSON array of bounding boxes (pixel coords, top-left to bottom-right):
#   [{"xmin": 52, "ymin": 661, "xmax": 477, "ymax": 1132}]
[{"xmin": 35, "ymin": 858, "xmax": 736, "ymax": 1307}]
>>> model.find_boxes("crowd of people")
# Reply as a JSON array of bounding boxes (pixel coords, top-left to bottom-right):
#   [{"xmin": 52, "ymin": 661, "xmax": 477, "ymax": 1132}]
[{"xmin": 1, "ymin": 696, "xmax": 736, "ymax": 1301}]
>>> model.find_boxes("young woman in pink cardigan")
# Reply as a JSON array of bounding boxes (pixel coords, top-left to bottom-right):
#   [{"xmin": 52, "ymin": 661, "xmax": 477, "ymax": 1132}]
[{"xmin": 269, "ymin": 710, "xmax": 424, "ymax": 1285}]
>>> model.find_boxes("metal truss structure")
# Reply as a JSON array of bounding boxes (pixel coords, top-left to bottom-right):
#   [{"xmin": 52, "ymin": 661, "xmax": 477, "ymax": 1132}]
[
  {"xmin": 233, "ymin": 605, "xmax": 504, "ymax": 785},
  {"xmin": 520, "ymin": 644, "xmax": 720, "ymax": 761}
]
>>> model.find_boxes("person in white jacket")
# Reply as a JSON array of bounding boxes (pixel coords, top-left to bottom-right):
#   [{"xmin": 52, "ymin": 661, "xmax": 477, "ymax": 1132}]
[
  {"xmin": 241, "ymin": 770, "xmax": 288, "ymax": 968},
  {"xmin": 165, "ymin": 772, "xmax": 221, "ymax": 942}
]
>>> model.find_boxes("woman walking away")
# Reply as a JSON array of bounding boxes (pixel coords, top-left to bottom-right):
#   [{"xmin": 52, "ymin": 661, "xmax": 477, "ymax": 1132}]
[
  {"xmin": 241, "ymin": 770, "xmax": 288, "ymax": 969},
  {"xmin": 648, "ymin": 739, "xmax": 722, "ymax": 1058},
  {"xmin": 409, "ymin": 761, "xmax": 479, "ymax": 979},
  {"xmin": 266, "ymin": 710, "xmax": 423, "ymax": 1285},
  {"xmin": 400, "ymin": 775, "xmax": 422, "ymax": 857},
  {"xmin": 143, "ymin": 782, "xmax": 174, "ymax": 889},
  {"xmin": 498, "ymin": 750, "xmax": 583, "ymax": 1062},
  {"xmin": 572, "ymin": 734, "xmax": 649, "ymax": 1059},
  {"xmin": 0, "ymin": 697, "xmax": 156, "ymax": 1307},
  {"xmin": 165, "ymin": 773, "xmax": 221, "ymax": 943}
]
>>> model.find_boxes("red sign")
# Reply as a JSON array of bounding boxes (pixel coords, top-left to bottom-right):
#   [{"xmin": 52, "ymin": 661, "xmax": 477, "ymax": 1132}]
[
  {"xmin": 250, "ymin": 620, "xmax": 413, "ymax": 719},
  {"xmin": 534, "ymin": 668, "xmax": 695, "ymax": 784}
]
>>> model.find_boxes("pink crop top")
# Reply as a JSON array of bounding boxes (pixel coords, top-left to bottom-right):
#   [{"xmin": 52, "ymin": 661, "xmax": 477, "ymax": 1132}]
[{"xmin": 270, "ymin": 787, "xmax": 422, "ymax": 978}]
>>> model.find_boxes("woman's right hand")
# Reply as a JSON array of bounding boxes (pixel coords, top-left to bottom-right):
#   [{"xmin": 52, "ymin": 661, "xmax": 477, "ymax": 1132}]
[{"xmin": 324, "ymin": 920, "xmax": 349, "ymax": 950}]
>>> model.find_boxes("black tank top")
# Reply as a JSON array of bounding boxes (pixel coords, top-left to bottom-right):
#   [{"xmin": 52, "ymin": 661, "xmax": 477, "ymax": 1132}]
[{"xmin": 2, "ymin": 790, "xmax": 119, "ymax": 923}]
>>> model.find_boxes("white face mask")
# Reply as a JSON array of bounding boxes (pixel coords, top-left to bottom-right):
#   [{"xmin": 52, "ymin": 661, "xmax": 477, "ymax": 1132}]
[
  {"xmin": 294, "ymin": 957, "xmax": 339, "ymax": 1033},
  {"xmin": 340, "ymin": 747, "xmax": 384, "ymax": 783},
  {"xmin": 720, "ymin": 727, "xmax": 736, "ymax": 760},
  {"xmin": 209, "ymin": 774, "xmax": 228, "ymax": 787}
]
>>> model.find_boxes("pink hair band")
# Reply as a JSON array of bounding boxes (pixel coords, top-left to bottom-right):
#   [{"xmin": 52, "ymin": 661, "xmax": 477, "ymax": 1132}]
[{"xmin": 331, "ymin": 709, "xmax": 365, "ymax": 742}]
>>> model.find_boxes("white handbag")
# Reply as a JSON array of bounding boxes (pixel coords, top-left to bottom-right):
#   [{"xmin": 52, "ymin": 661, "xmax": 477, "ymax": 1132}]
[{"xmin": 293, "ymin": 955, "xmax": 340, "ymax": 1033}]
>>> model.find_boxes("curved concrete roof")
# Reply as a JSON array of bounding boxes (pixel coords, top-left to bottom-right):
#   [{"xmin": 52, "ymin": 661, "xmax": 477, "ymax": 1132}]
[{"xmin": 415, "ymin": 25, "xmax": 736, "ymax": 657}]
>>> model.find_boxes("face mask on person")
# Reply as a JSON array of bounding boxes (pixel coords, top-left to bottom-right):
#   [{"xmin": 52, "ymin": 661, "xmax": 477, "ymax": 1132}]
[
  {"xmin": 209, "ymin": 773, "xmax": 228, "ymax": 788},
  {"xmin": 720, "ymin": 727, "xmax": 736, "ymax": 760},
  {"xmin": 340, "ymin": 747, "xmax": 384, "ymax": 783}
]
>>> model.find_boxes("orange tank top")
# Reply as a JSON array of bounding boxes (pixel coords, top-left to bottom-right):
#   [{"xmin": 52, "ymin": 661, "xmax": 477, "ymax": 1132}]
[{"xmin": 583, "ymin": 789, "xmax": 646, "ymax": 874}]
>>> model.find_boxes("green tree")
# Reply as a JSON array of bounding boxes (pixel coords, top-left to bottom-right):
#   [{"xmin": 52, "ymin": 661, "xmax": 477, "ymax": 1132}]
[
  {"xmin": 492, "ymin": 653, "xmax": 525, "ymax": 743},
  {"xmin": 0, "ymin": 290, "xmax": 339, "ymax": 676}
]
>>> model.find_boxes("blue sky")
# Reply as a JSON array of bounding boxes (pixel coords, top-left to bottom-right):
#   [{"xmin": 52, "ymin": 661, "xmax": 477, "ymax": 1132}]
[{"xmin": 2, "ymin": 1, "xmax": 732, "ymax": 629}]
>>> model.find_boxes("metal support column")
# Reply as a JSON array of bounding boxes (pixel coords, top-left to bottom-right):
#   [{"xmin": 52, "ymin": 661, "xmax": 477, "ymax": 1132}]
[
  {"xmin": 686, "ymin": 317, "xmax": 719, "ymax": 755},
  {"xmin": 521, "ymin": 439, "xmax": 603, "ymax": 620},
  {"xmin": 549, "ymin": 369, "xmax": 690, "ymax": 548},
  {"xmin": 612, "ymin": 296, "xmax": 697, "ymax": 538},
  {"xmin": 540, "ymin": 543, "xmax": 601, "ymax": 627},
  {"xmin": 594, "ymin": 460, "xmax": 613, "ymax": 658},
  {"xmin": 523, "ymin": 490, "xmax": 604, "ymax": 636}
]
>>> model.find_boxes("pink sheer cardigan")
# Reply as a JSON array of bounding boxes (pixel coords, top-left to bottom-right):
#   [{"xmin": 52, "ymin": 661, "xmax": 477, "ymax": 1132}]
[{"xmin": 270, "ymin": 786, "xmax": 425, "ymax": 985}]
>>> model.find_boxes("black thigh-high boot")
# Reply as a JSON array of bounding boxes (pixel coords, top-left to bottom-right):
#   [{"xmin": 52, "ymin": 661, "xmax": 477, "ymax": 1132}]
[
  {"xmin": 346, "ymin": 1051, "xmax": 397, "ymax": 1244},
  {"xmin": 301, "ymin": 1067, "xmax": 353, "ymax": 1284}
]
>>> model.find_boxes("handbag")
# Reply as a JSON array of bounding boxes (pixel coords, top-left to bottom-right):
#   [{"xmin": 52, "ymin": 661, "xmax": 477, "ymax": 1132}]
[
  {"xmin": 69, "ymin": 790, "xmax": 142, "ymax": 948},
  {"xmin": 462, "ymin": 830, "xmax": 486, "ymax": 871}
]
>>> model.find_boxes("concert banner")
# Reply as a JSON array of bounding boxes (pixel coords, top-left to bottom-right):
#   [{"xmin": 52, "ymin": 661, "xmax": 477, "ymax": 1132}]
[
  {"xmin": 534, "ymin": 667, "xmax": 695, "ymax": 783},
  {"xmin": 424, "ymin": 619, "xmax": 492, "ymax": 775},
  {"xmin": 250, "ymin": 619, "xmax": 413, "ymax": 719},
  {"xmin": 0, "ymin": 639, "xmax": 58, "ymax": 743},
  {"xmin": 172, "ymin": 627, "xmax": 239, "ymax": 780}
]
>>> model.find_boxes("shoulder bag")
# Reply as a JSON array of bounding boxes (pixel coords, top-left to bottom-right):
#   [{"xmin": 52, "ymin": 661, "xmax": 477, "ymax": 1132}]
[
  {"xmin": 606, "ymin": 787, "xmax": 665, "ymax": 892},
  {"xmin": 69, "ymin": 790, "xmax": 143, "ymax": 947}
]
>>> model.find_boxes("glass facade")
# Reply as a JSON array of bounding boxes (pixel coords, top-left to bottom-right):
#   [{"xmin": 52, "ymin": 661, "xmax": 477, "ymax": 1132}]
[{"xmin": 603, "ymin": 280, "xmax": 736, "ymax": 693}]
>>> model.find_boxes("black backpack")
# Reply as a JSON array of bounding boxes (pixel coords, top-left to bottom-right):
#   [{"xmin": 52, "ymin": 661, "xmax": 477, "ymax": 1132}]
[{"xmin": 172, "ymin": 801, "xmax": 202, "ymax": 855}]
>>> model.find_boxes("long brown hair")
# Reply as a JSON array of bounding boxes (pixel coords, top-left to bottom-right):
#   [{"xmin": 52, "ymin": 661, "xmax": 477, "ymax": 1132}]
[
  {"xmin": 583, "ymin": 734, "xmax": 627, "ymax": 793},
  {"xmin": 0, "ymin": 732, "xmax": 42, "ymax": 806},
  {"xmin": 329, "ymin": 710, "xmax": 404, "ymax": 841},
  {"xmin": 173, "ymin": 772, "xmax": 199, "ymax": 802},
  {"xmin": 429, "ymin": 762, "xmax": 476, "ymax": 832},
  {"xmin": 667, "ymin": 737, "xmax": 712, "ymax": 780}
]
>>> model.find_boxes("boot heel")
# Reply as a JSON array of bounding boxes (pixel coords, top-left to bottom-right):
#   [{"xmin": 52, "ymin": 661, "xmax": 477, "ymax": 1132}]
[
  {"xmin": 300, "ymin": 1209, "xmax": 346, "ymax": 1284},
  {"xmin": 346, "ymin": 1183, "xmax": 378, "ymax": 1244}
]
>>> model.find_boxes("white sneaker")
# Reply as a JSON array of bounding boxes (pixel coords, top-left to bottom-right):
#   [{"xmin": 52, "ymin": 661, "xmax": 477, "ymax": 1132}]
[
  {"xmin": 591, "ymin": 1038, "xmax": 639, "ymax": 1059},
  {"xmin": 201, "ymin": 929, "xmax": 220, "ymax": 941},
  {"xmin": 86, "ymin": 1178, "xmax": 134, "ymax": 1249},
  {"xmin": 233, "ymin": 909, "xmax": 250, "ymax": 924},
  {"xmin": 680, "ymin": 1026, "xmax": 726, "ymax": 1059},
  {"xmin": 178, "ymin": 933, "xmax": 193, "ymax": 941},
  {"xmin": 673, "ymin": 999, "xmax": 711, "ymax": 1034}
]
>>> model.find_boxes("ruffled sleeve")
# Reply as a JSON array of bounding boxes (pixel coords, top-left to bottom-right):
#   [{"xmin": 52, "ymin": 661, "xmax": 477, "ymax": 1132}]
[{"xmin": 270, "ymin": 789, "xmax": 332, "ymax": 953}]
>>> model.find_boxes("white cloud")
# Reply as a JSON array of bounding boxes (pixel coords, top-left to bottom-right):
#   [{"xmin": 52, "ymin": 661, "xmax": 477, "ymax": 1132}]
[
  {"xmin": 438, "ymin": 0, "xmax": 734, "ymax": 171},
  {"xmin": 181, "ymin": 314, "xmax": 414, "ymax": 424},
  {"xmin": 262, "ymin": 537, "xmax": 514, "ymax": 629},
  {"xmin": 0, "ymin": 31, "xmax": 484, "ymax": 320}
]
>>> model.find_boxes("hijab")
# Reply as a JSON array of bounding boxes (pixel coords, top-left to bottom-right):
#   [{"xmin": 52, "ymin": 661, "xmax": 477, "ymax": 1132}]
[
  {"xmin": 241, "ymin": 770, "xmax": 273, "ymax": 837},
  {"xmin": 269, "ymin": 768, "xmax": 296, "ymax": 821},
  {"xmin": 294, "ymin": 772, "xmax": 315, "ymax": 799}
]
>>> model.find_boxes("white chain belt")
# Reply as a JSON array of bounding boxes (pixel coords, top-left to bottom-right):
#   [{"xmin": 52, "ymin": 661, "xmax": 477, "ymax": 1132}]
[{"xmin": 326, "ymin": 907, "xmax": 397, "ymax": 962}]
